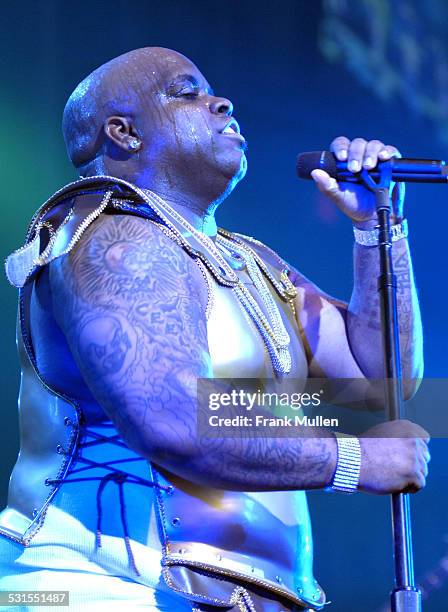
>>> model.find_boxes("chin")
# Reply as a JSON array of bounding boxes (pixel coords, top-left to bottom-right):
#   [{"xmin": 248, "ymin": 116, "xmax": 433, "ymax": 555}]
[
  {"xmin": 224, "ymin": 150, "xmax": 247, "ymax": 183},
  {"xmin": 216, "ymin": 157, "xmax": 247, "ymax": 204}
]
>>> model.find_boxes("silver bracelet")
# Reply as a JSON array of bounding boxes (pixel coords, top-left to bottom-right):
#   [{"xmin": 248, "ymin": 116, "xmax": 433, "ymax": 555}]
[
  {"xmin": 327, "ymin": 433, "xmax": 361, "ymax": 494},
  {"xmin": 353, "ymin": 218, "xmax": 408, "ymax": 247}
]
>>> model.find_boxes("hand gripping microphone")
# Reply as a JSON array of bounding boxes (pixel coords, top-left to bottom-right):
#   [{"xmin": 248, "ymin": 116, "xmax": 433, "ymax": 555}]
[{"xmin": 296, "ymin": 150, "xmax": 448, "ymax": 183}]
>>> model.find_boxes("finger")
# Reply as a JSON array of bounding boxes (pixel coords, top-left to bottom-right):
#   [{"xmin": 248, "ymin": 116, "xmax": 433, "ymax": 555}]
[
  {"xmin": 330, "ymin": 136, "xmax": 350, "ymax": 161},
  {"xmin": 364, "ymin": 140, "xmax": 385, "ymax": 169},
  {"xmin": 416, "ymin": 473, "xmax": 426, "ymax": 490},
  {"xmin": 417, "ymin": 439, "xmax": 431, "ymax": 463},
  {"xmin": 310, "ymin": 169, "xmax": 341, "ymax": 198},
  {"xmin": 347, "ymin": 138, "xmax": 367, "ymax": 173},
  {"xmin": 417, "ymin": 436, "xmax": 429, "ymax": 449},
  {"xmin": 418, "ymin": 428, "xmax": 431, "ymax": 444},
  {"xmin": 406, "ymin": 422, "xmax": 430, "ymax": 442},
  {"xmin": 417, "ymin": 453, "xmax": 429, "ymax": 476},
  {"xmin": 378, "ymin": 144, "xmax": 402, "ymax": 161}
]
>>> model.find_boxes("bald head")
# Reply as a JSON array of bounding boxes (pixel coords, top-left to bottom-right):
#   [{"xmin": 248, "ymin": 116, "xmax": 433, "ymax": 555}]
[
  {"xmin": 62, "ymin": 47, "xmax": 191, "ymax": 168},
  {"xmin": 62, "ymin": 47, "xmax": 246, "ymax": 208}
]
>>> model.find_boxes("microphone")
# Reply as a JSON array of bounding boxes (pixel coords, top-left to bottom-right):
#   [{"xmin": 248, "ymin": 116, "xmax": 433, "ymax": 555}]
[{"xmin": 296, "ymin": 150, "xmax": 448, "ymax": 183}]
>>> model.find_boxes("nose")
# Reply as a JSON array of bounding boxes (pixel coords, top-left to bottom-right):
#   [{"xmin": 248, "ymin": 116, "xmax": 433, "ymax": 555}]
[{"xmin": 209, "ymin": 96, "xmax": 233, "ymax": 116}]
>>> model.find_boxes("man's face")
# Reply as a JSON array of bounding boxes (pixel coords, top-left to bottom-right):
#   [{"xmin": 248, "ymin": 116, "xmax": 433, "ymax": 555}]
[{"xmin": 132, "ymin": 49, "xmax": 247, "ymax": 196}]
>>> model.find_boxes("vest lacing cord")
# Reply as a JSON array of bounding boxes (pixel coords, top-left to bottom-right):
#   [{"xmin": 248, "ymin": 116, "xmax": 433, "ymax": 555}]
[{"xmin": 45, "ymin": 424, "xmax": 171, "ymax": 577}]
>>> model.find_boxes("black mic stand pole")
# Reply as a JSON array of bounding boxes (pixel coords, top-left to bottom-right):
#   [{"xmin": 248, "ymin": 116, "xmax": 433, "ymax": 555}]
[{"xmin": 360, "ymin": 163, "xmax": 421, "ymax": 612}]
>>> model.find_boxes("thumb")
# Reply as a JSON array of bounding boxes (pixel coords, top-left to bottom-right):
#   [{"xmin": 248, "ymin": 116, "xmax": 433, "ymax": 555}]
[{"xmin": 310, "ymin": 169, "xmax": 341, "ymax": 199}]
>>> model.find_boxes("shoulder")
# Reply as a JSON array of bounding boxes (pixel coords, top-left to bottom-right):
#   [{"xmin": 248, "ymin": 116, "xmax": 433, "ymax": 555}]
[{"xmin": 50, "ymin": 213, "xmax": 209, "ymax": 312}]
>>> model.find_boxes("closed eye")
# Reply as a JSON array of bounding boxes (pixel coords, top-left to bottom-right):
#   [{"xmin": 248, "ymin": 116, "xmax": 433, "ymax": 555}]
[
  {"xmin": 167, "ymin": 73, "xmax": 210, "ymax": 100},
  {"xmin": 166, "ymin": 85, "xmax": 200, "ymax": 100},
  {"xmin": 180, "ymin": 90, "xmax": 199, "ymax": 99}
]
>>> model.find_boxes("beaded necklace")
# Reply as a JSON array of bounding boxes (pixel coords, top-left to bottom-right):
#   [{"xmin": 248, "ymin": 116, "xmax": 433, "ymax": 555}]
[{"xmin": 143, "ymin": 190, "xmax": 295, "ymax": 375}]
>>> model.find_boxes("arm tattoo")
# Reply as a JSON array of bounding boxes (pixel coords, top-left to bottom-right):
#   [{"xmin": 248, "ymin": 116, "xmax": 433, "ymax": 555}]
[
  {"xmin": 51, "ymin": 214, "xmax": 335, "ymax": 491},
  {"xmin": 348, "ymin": 239, "xmax": 422, "ymax": 380}
]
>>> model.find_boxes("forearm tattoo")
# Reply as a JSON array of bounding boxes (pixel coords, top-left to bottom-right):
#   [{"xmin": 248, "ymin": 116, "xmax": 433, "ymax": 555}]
[{"xmin": 348, "ymin": 240, "xmax": 422, "ymax": 378}]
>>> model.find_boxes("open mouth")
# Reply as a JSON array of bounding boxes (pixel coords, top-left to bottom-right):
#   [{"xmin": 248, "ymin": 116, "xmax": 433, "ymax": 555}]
[{"xmin": 221, "ymin": 118, "xmax": 243, "ymax": 137}]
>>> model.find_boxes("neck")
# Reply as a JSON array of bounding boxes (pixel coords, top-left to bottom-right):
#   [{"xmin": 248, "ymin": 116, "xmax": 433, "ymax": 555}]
[
  {"xmin": 80, "ymin": 158, "xmax": 228, "ymax": 239},
  {"xmin": 146, "ymin": 188, "xmax": 219, "ymax": 239}
]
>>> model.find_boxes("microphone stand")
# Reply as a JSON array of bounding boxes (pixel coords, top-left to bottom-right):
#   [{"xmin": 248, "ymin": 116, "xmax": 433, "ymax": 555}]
[{"xmin": 360, "ymin": 163, "xmax": 421, "ymax": 612}]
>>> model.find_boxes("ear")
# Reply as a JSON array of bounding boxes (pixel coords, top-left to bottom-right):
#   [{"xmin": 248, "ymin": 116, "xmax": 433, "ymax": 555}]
[{"xmin": 104, "ymin": 116, "xmax": 140, "ymax": 152}]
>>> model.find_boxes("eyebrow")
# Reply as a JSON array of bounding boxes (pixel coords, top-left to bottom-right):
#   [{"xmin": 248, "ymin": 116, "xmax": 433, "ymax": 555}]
[{"xmin": 168, "ymin": 73, "xmax": 215, "ymax": 96}]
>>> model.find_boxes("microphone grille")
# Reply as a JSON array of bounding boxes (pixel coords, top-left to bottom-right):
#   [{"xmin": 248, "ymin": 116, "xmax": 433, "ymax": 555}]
[{"xmin": 296, "ymin": 150, "xmax": 338, "ymax": 179}]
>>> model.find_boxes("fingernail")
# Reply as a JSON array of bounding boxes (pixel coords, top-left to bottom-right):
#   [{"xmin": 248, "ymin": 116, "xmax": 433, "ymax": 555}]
[
  {"xmin": 364, "ymin": 156, "xmax": 374, "ymax": 168},
  {"xmin": 338, "ymin": 149, "xmax": 348, "ymax": 161},
  {"xmin": 348, "ymin": 160, "xmax": 360, "ymax": 172}
]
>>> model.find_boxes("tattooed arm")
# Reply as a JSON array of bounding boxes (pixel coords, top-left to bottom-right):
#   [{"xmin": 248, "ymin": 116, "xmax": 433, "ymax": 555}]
[
  {"xmin": 49, "ymin": 214, "xmax": 428, "ymax": 495},
  {"xmin": 292, "ymin": 240, "xmax": 423, "ymax": 392},
  {"xmin": 49, "ymin": 213, "xmax": 338, "ymax": 491},
  {"xmin": 347, "ymin": 240, "xmax": 422, "ymax": 383}
]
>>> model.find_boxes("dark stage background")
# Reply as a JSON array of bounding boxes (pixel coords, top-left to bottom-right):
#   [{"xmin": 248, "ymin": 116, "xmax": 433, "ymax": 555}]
[{"xmin": 1, "ymin": 1, "xmax": 448, "ymax": 610}]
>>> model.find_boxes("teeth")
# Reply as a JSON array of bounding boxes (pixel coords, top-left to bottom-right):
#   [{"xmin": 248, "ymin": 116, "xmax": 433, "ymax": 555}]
[{"xmin": 223, "ymin": 124, "xmax": 237, "ymax": 134}]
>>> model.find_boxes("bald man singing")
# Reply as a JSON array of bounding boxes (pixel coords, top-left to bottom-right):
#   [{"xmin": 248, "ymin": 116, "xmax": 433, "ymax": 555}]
[{"xmin": 0, "ymin": 48, "xmax": 429, "ymax": 611}]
